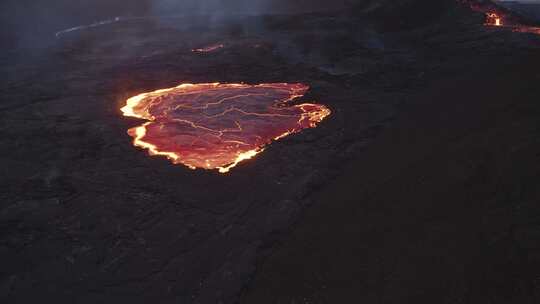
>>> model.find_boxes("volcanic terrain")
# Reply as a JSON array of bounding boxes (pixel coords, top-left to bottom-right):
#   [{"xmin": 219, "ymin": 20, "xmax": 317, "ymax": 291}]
[{"xmin": 1, "ymin": 0, "xmax": 540, "ymax": 303}]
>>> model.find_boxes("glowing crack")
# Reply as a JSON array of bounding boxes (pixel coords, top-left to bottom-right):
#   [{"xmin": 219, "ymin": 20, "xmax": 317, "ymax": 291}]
[{"xmin": 121, "ymin": 83, "xmax": 331, "ymax": 173}]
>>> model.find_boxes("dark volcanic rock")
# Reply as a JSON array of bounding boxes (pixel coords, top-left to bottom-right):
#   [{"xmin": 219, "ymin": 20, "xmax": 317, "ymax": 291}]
[
  {"xmin": 1, "ymin": 1, "xmax": 540, "ymax": 303},
  {"xmin": 0, "ymin": 9, "xmax": 394, "ymax": 304}
]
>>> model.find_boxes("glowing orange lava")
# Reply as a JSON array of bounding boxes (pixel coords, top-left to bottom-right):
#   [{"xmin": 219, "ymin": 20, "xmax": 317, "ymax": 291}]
[
  {"xmin": 483, "ymin": 10, "xmax": 540, "ymax": 34},
  {"xmin": 460, "ymin": 1, "xmax": 540, "ymax": 35},
  {"xmin": 486, "ymin": 12, "xmax": 503, "ymax": 27},
  {"xmin": 121, "ymin": 83, "xmax": 331, "ymax": 173}
]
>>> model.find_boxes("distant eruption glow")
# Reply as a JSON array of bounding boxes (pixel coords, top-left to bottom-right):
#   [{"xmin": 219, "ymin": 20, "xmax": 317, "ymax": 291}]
[
  {"xmin": 486, "ymin": 12, "xmax": 502, "ymax": 27},
  {"xmin": 121, "ymin": 83, "xmax": 331, "ymax": 173},
  {"xmin": 460, "ymin": 0, "xmax": 540, "ymax": 35}
]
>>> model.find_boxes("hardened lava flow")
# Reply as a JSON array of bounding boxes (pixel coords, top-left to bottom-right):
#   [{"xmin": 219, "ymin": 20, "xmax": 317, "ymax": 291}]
[{"xmin": 121, "ymin": 83, "xmax": 331, "ymax": 173}]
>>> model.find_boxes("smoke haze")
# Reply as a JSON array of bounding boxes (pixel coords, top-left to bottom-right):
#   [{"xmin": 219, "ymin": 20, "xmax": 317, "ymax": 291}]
[{"xmin": 0, "ymin": 0, "xmax": 356, "ymax": 50}]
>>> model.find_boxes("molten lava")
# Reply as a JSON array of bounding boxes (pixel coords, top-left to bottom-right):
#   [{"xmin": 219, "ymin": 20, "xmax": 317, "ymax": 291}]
[
  {"xmin": 461, "ymin": 0, "xmax": 540, "ymax": 35},
  {"xmin": 483, "ymin": 10, "xmax": 540, "ymax": 34},
  {"xmin": 121, "ymin": 83, "xmax": 331, "ymax": 173},
  {"xmin": 485, "ymin": 12, "xmax": 502, "ymax": 27}
]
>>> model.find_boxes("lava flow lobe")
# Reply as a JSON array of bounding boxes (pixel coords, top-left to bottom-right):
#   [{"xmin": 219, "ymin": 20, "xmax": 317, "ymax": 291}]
[{"xmin": 121, "ymin": 83, "xmax": 331, "ymax": 173}]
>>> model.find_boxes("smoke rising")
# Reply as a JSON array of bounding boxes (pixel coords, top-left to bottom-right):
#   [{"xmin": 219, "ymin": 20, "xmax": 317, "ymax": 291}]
[{"xmin": 0, "ymin": 0, "xmax": 354, "ymax": 50}]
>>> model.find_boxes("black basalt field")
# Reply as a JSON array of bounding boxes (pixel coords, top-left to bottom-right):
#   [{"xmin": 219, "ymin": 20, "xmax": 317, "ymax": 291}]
[{"xmin": 1, "ymin": 1, "xmax": 540, "ymax": 303}]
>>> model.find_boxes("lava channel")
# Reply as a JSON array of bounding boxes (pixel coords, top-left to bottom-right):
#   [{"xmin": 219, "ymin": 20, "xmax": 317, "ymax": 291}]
[{"xmin": 121, "ymin": 83, "xmax": 331, "ymax": 173}]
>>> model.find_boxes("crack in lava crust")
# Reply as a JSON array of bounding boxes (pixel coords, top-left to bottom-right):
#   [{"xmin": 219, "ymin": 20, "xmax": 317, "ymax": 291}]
[{"xmin": 121, "ymin": 83, "xmax": 331, "ymax": 173}]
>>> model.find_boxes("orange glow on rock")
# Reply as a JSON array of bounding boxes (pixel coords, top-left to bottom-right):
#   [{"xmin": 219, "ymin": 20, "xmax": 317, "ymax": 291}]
[
  {"xmin": 121, "ymin": 83, "xmax": 331, "ymax": 173},
  {"xmin": 483, "ymin": 11, "xmax": 540, "ymax": 34},
  {"xmin": 460, "ymin": 1, "xmax": 540, "ymax": 35},
  {"xmin": 486, "ymin": 12, "xmax": 503, "ymax": 27}
]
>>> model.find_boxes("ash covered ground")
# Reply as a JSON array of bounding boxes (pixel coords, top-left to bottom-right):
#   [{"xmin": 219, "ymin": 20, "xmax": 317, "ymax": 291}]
[{"xmin": 1, "ymin": 1, "xmax": 540, "ymax": 303}]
